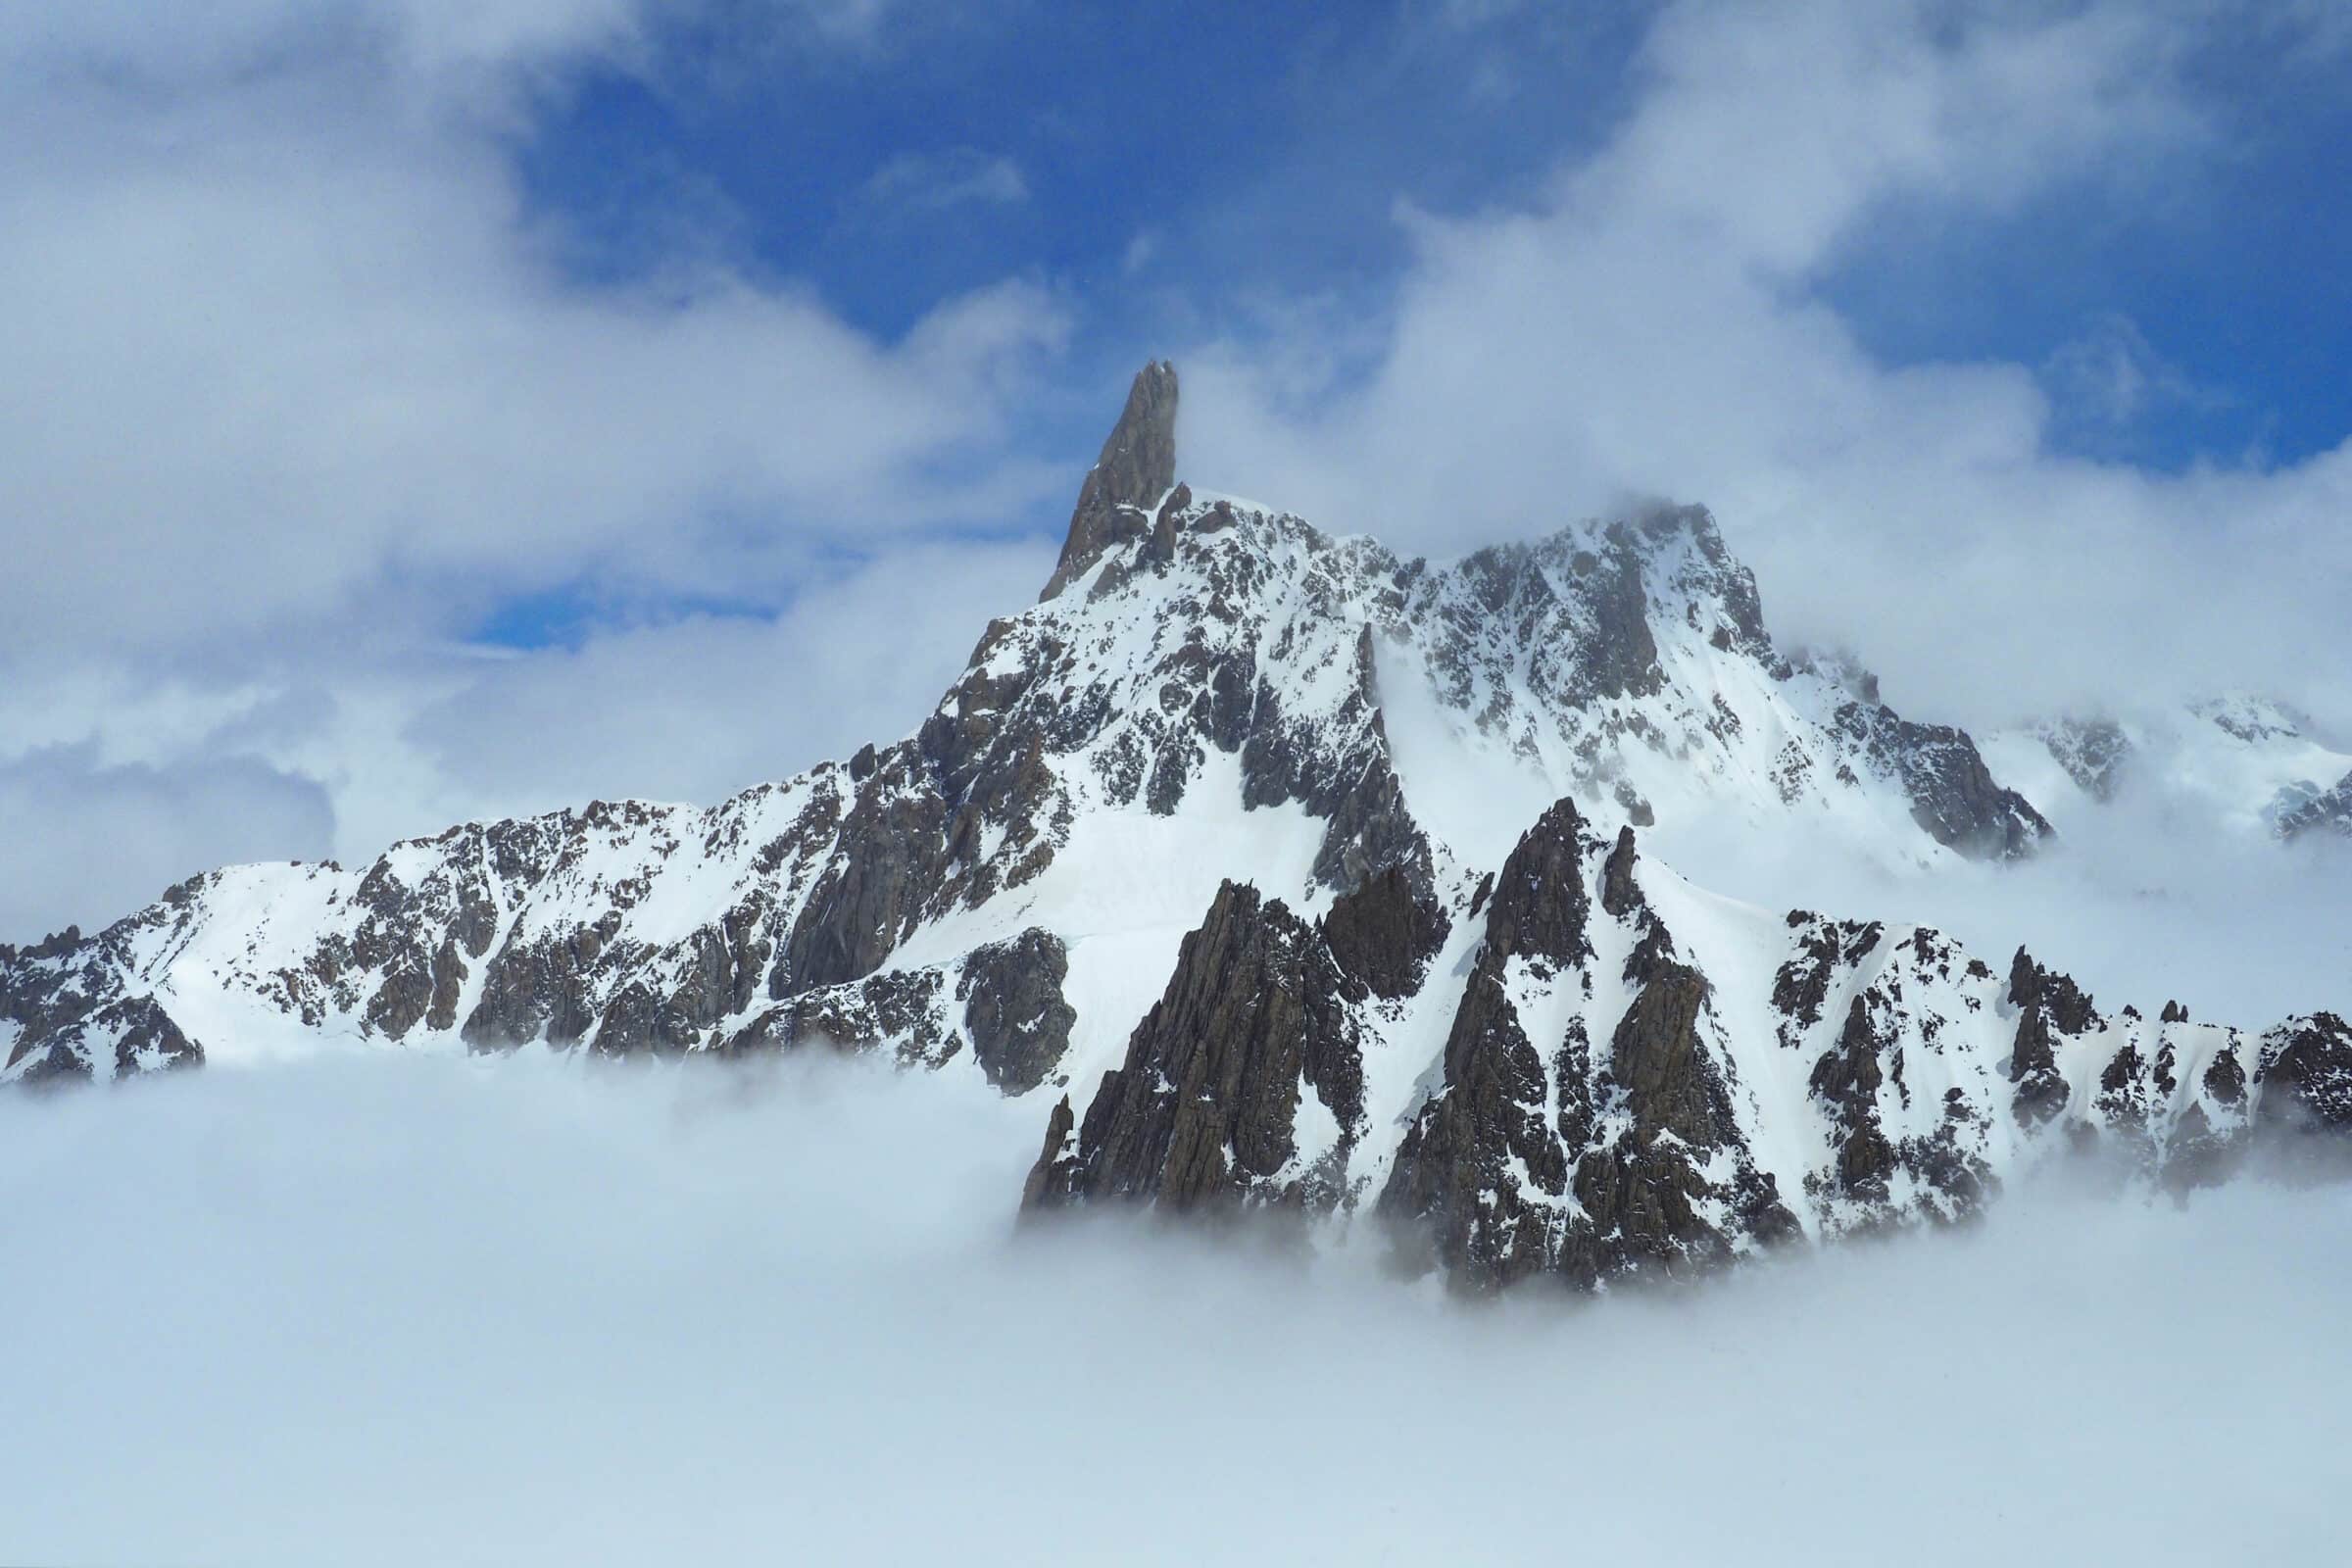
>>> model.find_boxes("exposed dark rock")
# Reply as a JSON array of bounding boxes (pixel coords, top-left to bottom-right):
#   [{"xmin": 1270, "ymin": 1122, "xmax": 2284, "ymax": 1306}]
[
  {"xmin": 2205, "ymin": 1047, "xmax": 2247, "ymax": 1105},
  {"xmin": 1380, "ymin": 943, "xmax": 1568, "ymax": 1289},
  {"xmin": 1378, "ymin": 816, "xmax": 1613, "ymax": 1275},
  {"xmin": 1380, "ymin": 796, "xmax": 1794, "ymax": 1291},
  {"xmin": 770, "ymin": 758, "xmax": 952, "ymax": 999},
  {"xmin": 2257, "ymin": 1014, "xmax": 2352, "ymax": 1138},
  {"xmin": 958, "ymin": 928, "xmax": 1076, "ymax": 1094},
  {"xmin": 1239, "ymin": 625, "xmax": 1438, "ymax": 901},
  {"xmin": 1023, "ymin": 881, "xmax": 1365, "ymax": 1214},
  {"xmin": 2, "ymin": 986, "xmax": 204, "ymax": 1087},
  {"xmin": 1832, "ymin": 700, "xmax": 2052, "ymax": 860},
  {"xmin": 1811, "ymin": 994, "xmax": 1894, "ymax": 1200},
  {"xmin": 2006, "ymin": 948, "xmax": 2095, "ymax": 1126},
  {"xmin": 720, "ymin": 967, "xmax": 953, "ymax": 1066},
  {"xmin": 1020, "ymin": 1095, "xmax": 1078, "ymax": 1211},
  {"xmin": 1041, "ymin": 361, "xmax": 1179, "ymax": 601},
  {"xmin": 1482, "ymin": 798, "xmax": 1598, "ymax": 970},
  {"xmin": 1600, "ymin": 826, "xmax": 1640, "ymax": 918},
  {"xmin": 2277, "ymin": 767, "xmax": 2352, "ymax": 842},
  {"xmin": 1319, "ymin": 863, "xmax": 1449, "ymax": 1001}
]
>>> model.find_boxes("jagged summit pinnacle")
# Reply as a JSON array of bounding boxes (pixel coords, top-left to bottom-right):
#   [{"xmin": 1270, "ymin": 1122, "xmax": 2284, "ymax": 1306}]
[{"xmin": 1041, "ymin": 359, "xmax": 1179, "ymax": 600}]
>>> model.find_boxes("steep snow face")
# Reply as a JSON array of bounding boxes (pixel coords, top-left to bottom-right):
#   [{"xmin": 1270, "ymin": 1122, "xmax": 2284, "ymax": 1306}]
[{"xmin": 1985, "ymin": 697, "xmax": 2352, "ymax": 842}]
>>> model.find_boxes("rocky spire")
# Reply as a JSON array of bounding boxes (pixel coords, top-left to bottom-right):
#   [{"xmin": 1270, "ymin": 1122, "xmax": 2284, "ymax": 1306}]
[{"xmin": 1040, "ymin": 360, "xmax": 1179, "ymax": 600}]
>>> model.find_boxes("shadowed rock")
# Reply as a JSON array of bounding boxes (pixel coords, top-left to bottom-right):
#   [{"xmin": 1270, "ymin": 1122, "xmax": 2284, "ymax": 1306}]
[
  {"xmin": 1041, "ymin": 361, "xmax": 1180, "ymax": 601},
  {"xmin": 1022, "ymin": 881, "xmax": 1365, "ymax": 1214}
]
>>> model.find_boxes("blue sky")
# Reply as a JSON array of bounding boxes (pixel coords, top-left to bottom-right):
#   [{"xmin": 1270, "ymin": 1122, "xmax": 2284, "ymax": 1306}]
[
  {"xmin": 506, "ymin": 0, "xmax": 2350, "ymax": 499},
  {"xmin": 448, "ymin": 0, "xmax": 2352, "ymax": 650},
  {"xmin": 1, "ymin": 0, "xmax": 2350, "ymax": 934}
]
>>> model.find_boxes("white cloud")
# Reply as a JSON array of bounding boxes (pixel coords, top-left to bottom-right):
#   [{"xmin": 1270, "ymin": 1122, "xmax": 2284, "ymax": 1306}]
[
  {"xmin": 0, "ymin": 742, "xmax": 334, "ymax": 939},
  {"xmin": 0, "ymin": 0, "xmax": 1077, "ymax": 938},
  {"xmin": 2, "ymin": 1049, "xmax": 2347, "ymax": 1564},
  {"xmin": 402, "ymin": 537, "xmax": 1055, "ymax": 820},
  {"xmin": 0, "ymin": 111, "xmax": 1066, "ymax": 654},
  {"xmin": 0, "ymin": 537, "xmax": 1055, "ymax": 937},
  {"xmin": 0, "ymin": 0, "xmax": 1068, "ymax": 663},
  {"xmin": 2041, "ymin": 313, "xmax": 2202, "ymax": 425},
  {"xmin": 1180, "ymin": 0, "xmax": 2352, "ymax": 739}
]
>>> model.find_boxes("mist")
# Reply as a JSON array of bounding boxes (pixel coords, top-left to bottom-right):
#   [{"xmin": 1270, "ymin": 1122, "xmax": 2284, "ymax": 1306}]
[
  {"xmin": 1648, "ymin": 785, "xmax": 2352, "ymax": 1028},
  {"xmin": 7, "ymin": 1050, "xmax": 2346, "ymax": 1565}
]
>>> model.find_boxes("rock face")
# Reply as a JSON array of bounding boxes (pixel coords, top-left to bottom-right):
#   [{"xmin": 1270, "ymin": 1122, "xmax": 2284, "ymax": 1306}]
[
  {"xmin": 1026, "ymin": 786, "xmax": 2340, "ymax": 1292},
  {"xmin": 1040, "ymin": 360, "xmax": 1180, "ymax": 602},
  {"xmin": 1024, "ymin": 882, "xmax": 1369, "ymax": 1213},
  {"xmin": 2277, "ymin": 767, "xmax": 2352, "ymax": 843},
  {"xmin": 958, "ymin": 929, "xmax": 1077, "ymax": 1094},
  {"xmin": 1376, "ymin": 804, "xmax": 1798, "ymax": 1289}
]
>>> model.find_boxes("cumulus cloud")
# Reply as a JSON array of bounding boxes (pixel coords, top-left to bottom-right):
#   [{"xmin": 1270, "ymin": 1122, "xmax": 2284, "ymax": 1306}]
[
  {"xmin": 0, "ymin": 0, "xmax": 1070, "ymax": 663},
  {"xmin": 2, "ymin": 1050, "xmax": 2347, "ymax": 1564},
  {"xmin": 0, "ymin": 741, "xmax": 334, "ymax": 939},
  {"xmin": 0, "ymin": 0, "xmax": 1080, "ymax": 936},
  {"xmin": 402, "ymin": 537, "xmax": 1054, "ymax": 819},
  {"xmin": 0, "ymin": 537, "xmax": 1054, "ymax": 940},
  {"xmin": 1180, "ymin": 0, "xmax": 2352, "ymax": 737}
]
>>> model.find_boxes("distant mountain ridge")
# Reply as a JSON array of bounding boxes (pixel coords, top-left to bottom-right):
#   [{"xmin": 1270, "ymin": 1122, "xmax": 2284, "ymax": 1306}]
[
  {"xmin": 1985, "ymin": 695, "xmax": 2352, "ymax": 842},
  {"xmin": 8, "ymin": 363, "xmax": 2347, "ymax": 1291}
]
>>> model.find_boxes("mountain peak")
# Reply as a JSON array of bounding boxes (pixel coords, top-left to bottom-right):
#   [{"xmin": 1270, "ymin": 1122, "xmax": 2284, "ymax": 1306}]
[{"xmin": 1041, "ymin": 360, "xmax": 1179, "ymax": 600}]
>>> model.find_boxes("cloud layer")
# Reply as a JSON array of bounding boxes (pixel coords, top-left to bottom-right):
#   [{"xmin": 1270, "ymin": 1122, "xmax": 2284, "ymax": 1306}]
[{"xmin": 4, "ymin": 1051, "xmax": 2347, "ymax": 1565}]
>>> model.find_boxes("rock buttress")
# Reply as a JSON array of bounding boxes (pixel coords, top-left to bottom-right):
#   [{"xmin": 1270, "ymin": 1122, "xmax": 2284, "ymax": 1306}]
[{"xmin": 1022, "ymin": 880, "xmax": 1365, "ymax": 1214}]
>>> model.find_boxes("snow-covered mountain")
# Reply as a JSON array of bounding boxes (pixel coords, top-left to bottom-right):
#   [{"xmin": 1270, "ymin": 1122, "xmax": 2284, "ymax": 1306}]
[
  {"xmin": 8, "ymin": 362, "xmax": 2347, "ymax": 1290},
  {"xmin": 1024, "ymin": 792, "xmax": 2352, "ymax": 1286},
  {"xmin": 1984, "ymin": 697, "xmax": 2352, "ymax": 842}
]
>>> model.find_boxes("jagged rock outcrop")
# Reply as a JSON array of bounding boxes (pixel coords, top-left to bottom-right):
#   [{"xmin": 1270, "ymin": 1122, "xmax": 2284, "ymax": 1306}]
[
  {"xmin": 1025, "ymin": 781, "xmax": 2341, "ymax": 1293},
  {"xmin": 1040, "ymin": 360, "xmax": 1179, "ymax": 601},
  {"xmin": 1023, "ymin": 881, "xmax": 1367, "ymax": 1213},
  {"xmin": 1319, "ymin": 862, "xmax": 1449, "ymax": 1001},
  {"xmin": 1379, "ymin": 806, "xmax": 1796, "ymax": 1289},
  {"xmin": 2254, "ymin": 1013, "xmax": 2352, "ymax": 1174},
  {"xmin": 2006, "ymin": 948, "xmax": 2098, "ymax": 1127},
  {"xmin": 2278, "ymin": 768, "xmax": 2352, "ymax": 843},
  {"xmin": 958, "ymin": 929, "xmax": 1077, "ymax": 1094}
]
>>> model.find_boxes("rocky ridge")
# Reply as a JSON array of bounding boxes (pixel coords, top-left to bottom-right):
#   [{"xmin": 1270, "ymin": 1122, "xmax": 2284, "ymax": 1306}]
[
  {"xmin": 1024, "ymin": 789, "xmax": 2352, "ymax": 1288},
  {"xmin": 12, "ymin": 361, "xmax": 2344, "ymax": 1290},
  {"xmin": 6, "ymin": 361, "xmax": 2044, "ymax": 1095}
]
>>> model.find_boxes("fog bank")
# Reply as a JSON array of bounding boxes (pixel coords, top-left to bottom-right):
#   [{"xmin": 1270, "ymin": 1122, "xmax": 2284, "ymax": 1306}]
[{"xmin": 6, "ymin": 1053, "xmax": 2347, "ymax": 1565}]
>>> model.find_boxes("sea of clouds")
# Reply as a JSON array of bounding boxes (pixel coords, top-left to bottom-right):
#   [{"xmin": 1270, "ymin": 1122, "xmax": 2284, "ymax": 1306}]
[{"xmin": 7, "ymin": 1048, "xmax": 2346, "ymax": 1565}]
